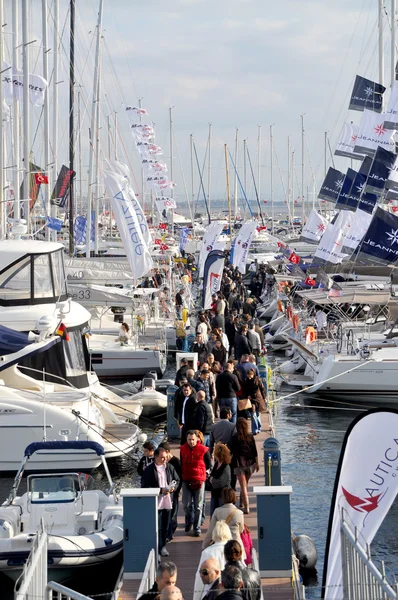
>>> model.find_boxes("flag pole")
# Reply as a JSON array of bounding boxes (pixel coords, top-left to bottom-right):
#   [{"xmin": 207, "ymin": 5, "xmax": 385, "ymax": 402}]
[
  {"xmin": 207, "ymin": 123, "xmax": 212, "ymax": 216},
  {"xmin": 22, "ymin": 0, "xmax": 30, "ymax": 233},
  {"xmin": 270, "ymin": 124, "xmax": 274, "ymax": 235},
  {"xmin": 379, "ymin": 0, "xmax": 384, "ymax": 89},
  {"xmin": 42, "ymin": 0, "xmax": 51, "ymax": 240},
  {"xmin": 52, "ymin": 0, "xmax": 59, "ymax": 235},
  {"xmin": 301, "ymin": 113, "xmax": 305, "ymax": 228},
  {"xmin": 392, "ymin": 0, "xmax": 396, "ymax": 88},
  {"xmin": 233, "ymin": 128, "xmax": 238, "ymax": 219},
  {"xmin": 225, "ymin": 144, "xmax": 232, "ymax": 249}
]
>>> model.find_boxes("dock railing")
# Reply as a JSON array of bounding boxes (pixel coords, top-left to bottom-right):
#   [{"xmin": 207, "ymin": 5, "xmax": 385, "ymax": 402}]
[
  {"xmin": 137, "ymin": 549, "xmax": 157, "ymax": 600},
  {"xmin": 341, "ymin": 516, "xmax": 398, "ymax": 600},
  {"xmin": 14, "ymin": 518, "xmax": 48, "ymax": 600},
  {"xmin": 46, "ymin": 582, "xmax": 93, "ymax": 599}
]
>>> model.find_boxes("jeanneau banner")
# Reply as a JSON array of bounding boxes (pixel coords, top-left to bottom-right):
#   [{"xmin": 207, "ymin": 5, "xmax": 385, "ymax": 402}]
[
  {"xmin": 103, "ymin": 170, "xmax": 153, "ymax": 279},
  {"xmin": 335, "ymin": 168, "xmax": 358, "ymax": 210},
  {"xmin": 365, "ymin": 146, "xmax": 396, "ymax": 195},
  {"xmin": 318, "ymin": 168, "xmax": 345, "ymax": 203},
  {"xmin": 383, "ymin": 81, "xmax": 398, "ymax": 129},
  {"xmin": 334, "ymin": 122, "xmax": 363, "ymax": 160},
  {"xmin": 357, "ymin": 206, "xmax": 398, "ymax": 264},
  {"xmin": 299, "ymin": 209, "xmax": 328, "ymax": 243},
  {"xmin": 323, "ymin": 409, "xmax": 398, "ymax": 600},
  {"xmin": 202, "ymin": 250, "xmax": 225, "ymax": 309},
  {"xmin": 349, "ymin": 74, "xmax": 386, "ymax": 113},
  {"xmin": 341, "ymin": 208, "xmax": 373, "ymax": 253},
  {"xmin": 345, "ymin": 156, "xmax": 373, "ymax": 211},
  {"xmin": 354, "ymin": 109, "xmax": 394, "ymax": 157}
]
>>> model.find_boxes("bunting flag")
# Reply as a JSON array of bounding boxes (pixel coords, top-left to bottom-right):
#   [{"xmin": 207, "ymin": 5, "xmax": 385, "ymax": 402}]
[
  {"xmin": 318, "ymin": 168, "xmax": 346, "ymax": 203},
  {"xmin": 334, "ymin": 122, "xmax": 364, "ymax": 160},
  {"xmin": 202, "ymin": 250, "xmax": 225, "ymax": 309},
  {"xmin": 155, "ymin": 196, "xmax": 176, "ymax": 212},
  {"xmin": 357, "ymin": 206, "xmax": 398, "ymax": 265},
  {"xmin": 199, "ymin": 222, "xmax": 225, "ymax": 277},
  {"xmin": 50, "ymin": 165, "xmax": 75, "ymax": 208},
  {"xmin": 314, "ymin": 217, "xmax": 350, "ymax": 265},
  {"xmin": 323, "ymin": 409, "xmax": 398, "ymax": 600},
  {"xmin": 341, "ymin": 208, "xmax": 373, "ymax": 254},
  {"xmin": 34, "ymin": 173, "xmax": 48, "ymax": 185},
  {"xmin": 365, "ymin": 146, "xmax": 396, "ymax": 195},
  {"xmin": 124, "ymin": 104, "xmax": 148, "ymax": 121},
  {"xmin": 304, "ymin": 277, "xmax": 316, "ymax": 287},
  {"xmin": 335, "ymin": 168, "xmax": 358, "ymax": 210},
  {"xmin": 146, "ymin": 176, "xmax": 175, "ymax": 191},
  {"xmin": 103, "ymin": 170, "xmax": 153, "ymax": 279},
  {"xmin": 349, "ymin": 75, "xmax": 386, "ymax": 113},
  {"xmin": 105, "ymin": 159, "xmax": 152, "ymax": 248},
  {"xmin": 354, "ymin": 109, "xmax": 394, "ymax": 157},
  {"xmin": 2, "ymin": 62, "xmax": 48, "ymax": 107},
  {"xmin": 142, "ymin": 159, "xmax": 168, "ymax": 174},
  {"xmin": 73, "ymin": 213, "xmax": 95, "ymax": 246},
  {"xmin": 136, "ymin": 142, "xmax": 164, "ymax": 157},
  {"xmin": 358, "ymin": 188, "xmax": 378, "ymax": 214},
  {"xmin": 179, "ymin": 227, "xmax": 190, "ymax": 252},
  {"xmin": 56, "ymin": 322, "xmax": 70, "ymax": 341},
  {"xmin": 299, "ymin": 209, "xmax": 328, "ymax": 243},
  {"xmin": 232, "ymin": 221, "xmax": 258, "ymax": 274},
  {"xmin": 383, "ymin": 81, "xmax": 398, "ymax": 130}
]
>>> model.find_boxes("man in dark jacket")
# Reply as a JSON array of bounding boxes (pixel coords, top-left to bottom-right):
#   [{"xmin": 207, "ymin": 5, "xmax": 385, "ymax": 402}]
[
  {"xmin": 174, "ymin": 357, "xmax": 189, "ymax": 385},
  {"xmin": 234, "ymin": 325, "xmax": 252, "ymax": 362},
  {"xmin": 191, "ymin": 390, "xmax": 214, "ymax": 446},
  {"xmin": 159, "ymin": 442, "xmax": 182, "ymax": 540},
  {"xmin": 211, "ymin": 310, "xmax": 225, "ymax": 332},
  {"xmin": 215, "ymin": 361, "xmax": 240, "ymax": 424},
  {"xmin": 199, "ymin": 558, "xmax": 223, "ymax": 600},
  {"xmin": 139, "ymin": 561, "xmax": 178, "ymax": 600},
  {"xmin": 217, "ymin": 565, "xmax": 243, "ymax": 600},
  {"xmin": 192, "ymin": 333, "xmax": 208, "ymax": 365},
  {"xmin": 141, "ymin": 447, "xmax": 180, "ymax": 557},
  {"xmin": 174, "ymin": 382, "xmax": 196, "ymax": 445},
  {"xmin": 137, "ymin": 441, "xmax": 155, "ymax": 482}
]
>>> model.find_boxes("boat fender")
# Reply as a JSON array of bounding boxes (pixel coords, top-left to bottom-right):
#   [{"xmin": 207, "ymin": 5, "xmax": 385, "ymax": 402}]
[
  {"xmin": 0, "ymin": 518, "xmax": 15, "ymax": 539},
  {"xmin": 293, "ymin": 534, "xmax": 318, "ymax": 569},
  {"xmin": 138, "ymin": 433, "xmax": 148, "ymax": 443},
  {"xmin": 360, "ymin": 347, "xmax": 370, "ymax": 359}
]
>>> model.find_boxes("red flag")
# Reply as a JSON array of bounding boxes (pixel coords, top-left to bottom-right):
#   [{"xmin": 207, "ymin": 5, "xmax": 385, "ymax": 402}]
[
  {"xmin": 158, "ymin": 223, "xmax": 167, "ymax": 231},
  {"xmin": 160, "ymin": 243, "xmax": 169, "ymax": 251},
  {"xmin": 391, "ymin": 206, "xmax": 398, "ymax": 213},
  {"xmin": 289, "ymin": 252, "xmax": 300, "ymax": 264},
  {"xmin": 277, "ymin": 241, "xmax": 286, "ymax": 249},
  {"xmin": 305, "ymin": 277, "xmax": 316, "ymax": 287},
  {"xmin": 154, "ymin": 238, "xmax": 162, "ymax": 245},
  {"xmin": 34, "ymin": 173, "xmax": 49, "ymax": 184},
  {"xmin": 56, "ymin": 322, "xmax": 70, "ymax": 341}
]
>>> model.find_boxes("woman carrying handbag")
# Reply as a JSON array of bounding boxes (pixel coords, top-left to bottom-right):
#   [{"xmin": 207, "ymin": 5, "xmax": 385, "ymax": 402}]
[
  {"xmin": 230, "ymin": 418, "xmax": 259, "ymax": 514},
  {"xmin": 208, "ymin": 443, "xmax": 232, "ymax": 516}
]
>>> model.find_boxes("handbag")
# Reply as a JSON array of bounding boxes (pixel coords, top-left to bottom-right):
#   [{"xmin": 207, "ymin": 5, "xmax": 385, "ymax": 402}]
[
  {"xmin": 205, "ymin": 476, "xmax": 213, "ymax": 492},
  {"xmin": 238, "ymin": 398, "xmax": 252, "ymax": 411},
  {"xmin": 187, "ymin": 480, "xmax": 202, "ymax": 491}
]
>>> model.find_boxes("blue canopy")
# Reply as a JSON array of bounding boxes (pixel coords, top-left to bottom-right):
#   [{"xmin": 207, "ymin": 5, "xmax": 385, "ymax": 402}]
[
  {"xmin": 0, "ymin": 324, "xmax": 33, "ymax": 355},
  {"xmin": 24, "ymin": 441, "xmax": 105, "ymax": 457}
]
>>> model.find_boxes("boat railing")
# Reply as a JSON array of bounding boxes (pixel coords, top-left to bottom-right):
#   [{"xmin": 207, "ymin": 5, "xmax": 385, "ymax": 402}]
[
  {"xmin": 46, "ymin": 582, "xmax": 93, "ymax": 599},
  {"xmin": 136, "ymin": 548, "xmax": 156, "ymax": 600},
  {"xmin": 14, "ymin": 518, "xmax": 48, "ymax": 600},
  {"xmin": 18, "ymin": 364, "xmax": 78, "ymax": 390},
  {"xmin": 341, "ymin": 514, "xmax": 398, "ymax": 600}
]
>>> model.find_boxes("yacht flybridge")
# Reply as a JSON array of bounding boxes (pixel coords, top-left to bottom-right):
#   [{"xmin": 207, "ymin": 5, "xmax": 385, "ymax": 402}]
[{"xmin": 0, "ymin": 240, "xmax": 145, "ymax": 471}]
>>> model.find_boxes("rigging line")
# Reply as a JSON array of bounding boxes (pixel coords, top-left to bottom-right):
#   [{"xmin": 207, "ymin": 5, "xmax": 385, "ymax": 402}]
[
  {"xmin": 227, "ymin": 149, "xmax": 253, "ymax": 219},
  {"xmin": 246, "ymin": 143, "xmax": 264, "ymax": 225},
  {"xmin": 273, "ymin": 141, "xmax": 294, "ymax": 229},
  {"xmin": 193, "ymin": 139, "xmax": 211, "ymax": 225},
  {"xmin": 173, "ymin": 130, "xmax": 194, "ymax": 226},
  {"xmin": 194, "ymin": 136, "xmax": 209, "ymax": 218},
  {"xmin": 327, "ymin": 138, "xmax": 336, "ymax": 169}
]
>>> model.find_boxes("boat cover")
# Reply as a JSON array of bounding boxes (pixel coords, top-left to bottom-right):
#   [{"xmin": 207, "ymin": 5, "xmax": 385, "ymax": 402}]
[
  {"xmin": 0, "ymin": 325, "xmax": 33, "ymax": 355},
  {"xmin": 24, "ymin": 440, "xmax": 105, "ymax": 457}
]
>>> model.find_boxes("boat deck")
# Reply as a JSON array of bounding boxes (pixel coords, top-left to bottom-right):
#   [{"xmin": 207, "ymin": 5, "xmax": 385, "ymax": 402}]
[{"xmin": 118, "ymin": 409, "xmax": 294, "ymax": 600}]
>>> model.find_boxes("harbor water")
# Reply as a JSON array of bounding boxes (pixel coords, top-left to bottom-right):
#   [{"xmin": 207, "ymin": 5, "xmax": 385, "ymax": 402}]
[{"xmin": 0, "ymin": 380, "xmax": 396, "ymax": 599}]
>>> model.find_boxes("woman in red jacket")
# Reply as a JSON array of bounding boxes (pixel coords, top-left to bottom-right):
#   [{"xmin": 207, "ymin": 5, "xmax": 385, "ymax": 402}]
[{"xmin": 180, "ymin": 430, "xmax": 211, "ymax": 537}]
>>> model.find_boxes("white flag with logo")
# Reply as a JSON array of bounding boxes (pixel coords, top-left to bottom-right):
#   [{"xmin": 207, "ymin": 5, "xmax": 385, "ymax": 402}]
[
  {"xmin": 354, "ymin": 109, "xmax": 395, "ymax": 156},
  {"xmin": 323, "ymin": 409, "xmax": 398, "ymax": 600},
  {"xmin": 341, "ymin": 208, "xmax": 373, "ymax": 252},
  {"xmin": 155, "ymin": 197, "xmax": 177, "ymax": 211},
  {"xmin": 383, "ymin": 81, "xmax": 398, "ymax": 130},
  {"xmin": 103, "ymin": 170, "xmax": 153, "ymax": 279},
  {"xmin": 232, "ymin": 221, "xmax": 258, "ymax": 274},
  {"xmin": 105, "ymin": 159, "xmax": 152, "ymax": 248},
  {"xmin": 123, "ymin": 103, "xmax": 149, "ymax": 123},
  {"xmin": 314, "ymin": 222, "xmax": 346, "ymax": 264},
  {"xmin": 203, "ymin": 250, "xmax": 225, "ymax": 309},
  {"xmin": 300, "ymin": 209, "xmax": 328, "ymax": 243},
  {"xmin": 3, "ymin": 62, "xmax": 48, "ymax": 107},
  {"xmin": 199, "ymin": 222, "xmax": 225, "ymax": 277},
  {"xmin": 335, "ymin": 122, "xmax": 363, "ymax": 160}
]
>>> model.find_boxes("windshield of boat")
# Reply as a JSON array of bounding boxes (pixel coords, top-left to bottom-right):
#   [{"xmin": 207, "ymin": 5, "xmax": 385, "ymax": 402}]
[{"xmin": 28, "ymin": 474, "xmax": 79, "ymax": 504}]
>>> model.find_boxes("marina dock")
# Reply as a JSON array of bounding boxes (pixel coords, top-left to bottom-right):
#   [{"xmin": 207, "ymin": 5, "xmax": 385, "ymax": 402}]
[{"xmin": 118, "ymin": 407, "xmax": 294, "ymax": 600}]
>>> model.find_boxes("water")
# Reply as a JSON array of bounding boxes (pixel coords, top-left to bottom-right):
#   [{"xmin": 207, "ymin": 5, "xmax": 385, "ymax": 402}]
[{"xmin": 274, "ymin": 386, "xmax": 398, "ymax": 598}]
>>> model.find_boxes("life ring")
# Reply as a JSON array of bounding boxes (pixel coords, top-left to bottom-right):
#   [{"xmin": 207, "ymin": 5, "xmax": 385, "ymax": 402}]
[{"xmin": 305, "ymin": 326, "xmax": 317, "ymax": 344}]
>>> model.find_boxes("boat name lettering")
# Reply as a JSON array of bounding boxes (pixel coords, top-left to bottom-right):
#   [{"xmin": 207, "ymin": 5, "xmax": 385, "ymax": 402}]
[
  {"xmin": 365, "ymin": 437, "xmax": 398, "ymax": 497},
  {"xmin": 0, "ymin": 408, "xmax": 16, "ymax": 413}
]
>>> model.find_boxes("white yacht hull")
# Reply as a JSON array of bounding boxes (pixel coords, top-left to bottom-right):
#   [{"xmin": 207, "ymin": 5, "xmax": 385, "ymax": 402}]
[{"xmin": 89, "ymin": 335, "xmax": 166, "ymax": 378}]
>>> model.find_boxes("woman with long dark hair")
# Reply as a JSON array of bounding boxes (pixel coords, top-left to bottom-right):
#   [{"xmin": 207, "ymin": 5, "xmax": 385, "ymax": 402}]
[
  {"xmin": 230, "ymin": 418, "xmax": 259, "ymax": 514},
  {"xmin": 209, "ymin": 443, "xmax": 232, "ymax": 515}
]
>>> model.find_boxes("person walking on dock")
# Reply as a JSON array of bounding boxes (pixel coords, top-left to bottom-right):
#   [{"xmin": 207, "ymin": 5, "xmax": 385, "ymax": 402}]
[
  {"xmin": 215, "ymin": 361, "xmax": 240, "ymax": 424},
  {"xmin": 223, "ymin": 541, "xmax": 261, "ymax": 600},
  {"xmin": 191, "ymin": 390, "xmax": 214, "ymax": 446},
  {"xmin": 141, "ymin": 447, "xmax": 180, "ymax": 557},
  {"xmin": 174, "ymin": 382, "xmax": 196, "ymax": 445},
  {"xmin": 194, "ymin": 557, "xmax": 223, "ymax": 600},
  {"xmin": 138, "ymin": 562, "xmax": 178, "ymax": 600},
  {"xmin": 230, "ymin": 419, "xmax": 259, "ymax": 514},
  {"xmin": 217, "ymin": 565, "xmax": 243, "ymax": 600},
  {"xmin": 209, "ymin": 408, "xmax": 236, "ymax": 454},
  {"xmin": 180, "ymin": 430, "xmax": 211, "ymax": 537}
]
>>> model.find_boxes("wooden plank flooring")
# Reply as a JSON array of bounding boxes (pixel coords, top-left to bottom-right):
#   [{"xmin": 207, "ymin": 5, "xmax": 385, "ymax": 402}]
[{"xmin": 118, "ymin": 408, "xmax": 293, "ymax": 600}]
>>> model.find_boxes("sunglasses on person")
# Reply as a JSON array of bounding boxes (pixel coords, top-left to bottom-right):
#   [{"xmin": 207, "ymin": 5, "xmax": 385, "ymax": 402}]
[{"xmin": 199, "ymin": 568, "xmax": 212, "ymax": 575}]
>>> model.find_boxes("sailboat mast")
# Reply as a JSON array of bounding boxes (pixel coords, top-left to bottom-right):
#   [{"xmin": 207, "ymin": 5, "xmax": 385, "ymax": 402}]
[
  {"xmin": 270, "ymin": 125, "xmax": 274, "ymax": 235},
  {"xmin": 301, "ymin": 113, "xmax": 305, "ymax": 227},
  {"xmin": 207, "ymin": 123, "xmax": 211, "ymax": 215},
  {"xmin": 169, "ymin": 106, "xmax": 174, "ymax": 234},
  {"xmin": 190, "ymin": 133, "xmax": 194, "ymax": 220},
  {"xmin": 52, "ymin": 0, "xmax": 59, "ymax": 231},
  {"xmin": 233, "ymin": 128, "xmax": 238, "ymax": 218},
  {"xmin": 42, "ymin": 0, "xmax": 51, "ymax": 240},
  {"xmin": 392, "ymin": 0, "xmax": 396, "ymax": 87},
  {"xmin": 86, "ymin": 0, "xmax": 104, "ymax": 258},
  {"xmin": 287, "ymin": 136, "xmax": 291, "ymax": 227},
  {"xmin": 0, "ymin": 0, "xmax": 3, "ymax": 239},
  {"xmin": 291, "ymin": 150, "xmax": 295, "ymax": 223},
  {"xmin": 22, "ymin": 0, "xmax": 31, "ymax": 232},
  {"xmin": 12, "ymin": 1, "xmax": 20, "ymax": 220},
  {"xmin": 243, "ymin": 139, "xmax": 247, "ymax": 199},
  {"xmin": 69, "ymin": 0, "xmax": 76, "ymax": 255},
  {"xmin": 225, "ymin": 144, "xmax": 232, "ymax": 246},
  {"xmin": 379, "ymin": 0, "xmax": 384, "ymax": 87},
  {"xmin": 257, "ymin": 126, "xmax": 261, "ymax": 205}
]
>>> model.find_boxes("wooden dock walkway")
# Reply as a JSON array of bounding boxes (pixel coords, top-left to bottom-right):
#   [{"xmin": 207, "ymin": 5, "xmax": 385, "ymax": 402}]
[{"xmin": 119, "ymin": 408, "xmax": 294, "ymax": 600}]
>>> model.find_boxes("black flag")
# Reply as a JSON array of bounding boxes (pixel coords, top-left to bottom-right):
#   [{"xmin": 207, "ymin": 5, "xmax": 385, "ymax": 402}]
[
  {"xmin": 358, "ymin": 206, "xmax": 398, "ymax": 264},
  {"xmin": 365, "ymin": 146, "xmax": 396, "ymax": 195},
  {"xmin": 336, "ymin": 168, "xmax": 357, "ymax": 210},
  {"xmin": 51, "ymin": 165, "xmax": 76, "ymax": 208},
  {"xmin": 318, "ymin": 168, "xmax": 345, "ymax": 203},
  {"xmin": 349, "ymin": 75, "xmax": 385, "ymax": 113}
]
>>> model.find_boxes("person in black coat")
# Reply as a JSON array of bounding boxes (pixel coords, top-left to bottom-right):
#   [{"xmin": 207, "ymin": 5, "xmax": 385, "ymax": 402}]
[
  {"xmin": 141, "ymin": 447, "xmax": 180, "ymax": 555},
  {"xmin": 174, "ymin": 357, "xmax": 189, "ymax": 385},
  {"xmin": 159, "ymin": 442, "xmax": 182, "ymax": 540},
  {"xmin": 234, "ymin": 326, "xmax": 252, "ymax": 362},
  {"xmin": 190, "ymin": 390, "xmax": 214, "ymax": 446},
  {"xmin": 223, "ymin": 541, "xmax": 261, "ymax": 600},
  {"xmin": 217, "ymin": 565, "xmax": 244, "ymax": 600},
  {"xmin": 174, "ymin": 382, "xmax": 196, "ymax": 445}
]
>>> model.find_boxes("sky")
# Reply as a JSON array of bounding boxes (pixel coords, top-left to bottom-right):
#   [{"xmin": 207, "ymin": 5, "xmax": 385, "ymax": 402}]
[{"xmin": 3, "ymin": 0, "xmax": 396, "ymax": 214}]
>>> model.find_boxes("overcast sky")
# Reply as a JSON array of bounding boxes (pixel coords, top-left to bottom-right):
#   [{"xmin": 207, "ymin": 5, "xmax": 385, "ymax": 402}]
[{"xmin": 4, "ymin": 0, "xmax": 395, "ymax": 212}]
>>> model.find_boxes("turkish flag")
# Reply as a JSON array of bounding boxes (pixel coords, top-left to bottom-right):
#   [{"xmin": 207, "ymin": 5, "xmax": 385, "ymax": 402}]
[
  {"xmin": 158, "ymin": 223, "xmax": 167, "ymax": 230},
  {"xmin": 391, "ymin": 206, "xmax": 398, "ymax": 213},
  {"xmin": 305, "ymin": 277, "xmax": 316, "ymax": 286},
  {"xmin": 277, "ymin": 241, "xmax": 286, "ymax": 249},
  {"xmin": 34, "ymin": 173, "xmax": 49, "ymax": 184},
  {"xmin": 160, "ymin": 244, "xmax": 169, "ymax": 251},
  {"xmin": 289, "ymin": 252, "xmax": 300, "ymax": 264},
  {"xmin": 154, "ymin": 238, "xmax": 162, "ymax": 245}
]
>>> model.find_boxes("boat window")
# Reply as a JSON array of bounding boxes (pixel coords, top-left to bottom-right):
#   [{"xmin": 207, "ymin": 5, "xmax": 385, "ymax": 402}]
[
  {"xmin": 0, "ymin": 256, "xmax": 31, "ymax": 299},
  {"xmin": 29, "ymin": 474, "xmax": 78, "ymax": 504},
  {"xmin": 33, "ymin": 254, "xmax": 53, "ymax": 299},
  {"xmin": 64, "ymin": 329, "xmax": 88, "ymax": 380},
  {"xmin": 51, "ymin": 250, "xmax": 67, "ymax": 298}
]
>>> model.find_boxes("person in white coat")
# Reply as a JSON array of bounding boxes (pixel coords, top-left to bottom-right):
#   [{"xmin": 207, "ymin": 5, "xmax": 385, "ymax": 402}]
[{"xmin": 193, "ymin": 521, "xmax": 231, "ymax": 600}]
